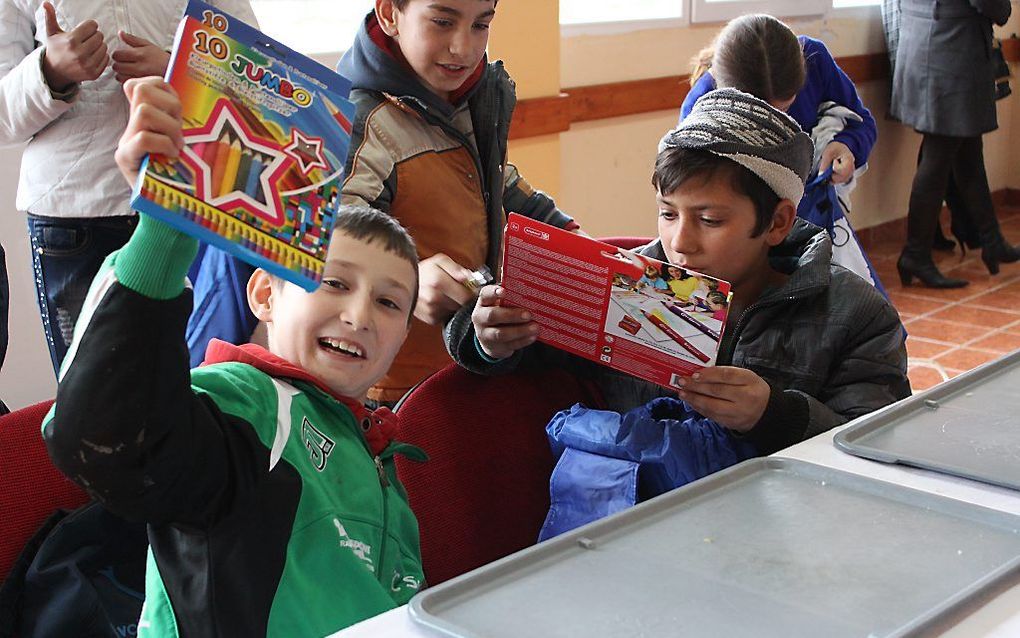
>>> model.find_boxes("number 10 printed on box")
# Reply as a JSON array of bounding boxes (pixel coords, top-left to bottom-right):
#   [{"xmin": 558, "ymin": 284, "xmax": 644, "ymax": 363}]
[
  {"xmin": 130, "ymin": 0, "xmax": 356, "ymax": 291},
  {"xmin": 501, "ymin": 214, "xmax": 733, "ymax": 390}
]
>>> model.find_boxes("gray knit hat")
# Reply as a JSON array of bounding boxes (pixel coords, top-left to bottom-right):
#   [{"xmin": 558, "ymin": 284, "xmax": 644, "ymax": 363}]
[{"xmin": 658, "ymin": 88, "xmax": 812, "ymax": 203}]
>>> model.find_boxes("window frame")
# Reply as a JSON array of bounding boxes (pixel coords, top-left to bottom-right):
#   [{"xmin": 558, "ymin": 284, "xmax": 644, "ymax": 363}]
[{"xmin": 689, "ymin": 0, "xmax": 830, "ymax": 24}]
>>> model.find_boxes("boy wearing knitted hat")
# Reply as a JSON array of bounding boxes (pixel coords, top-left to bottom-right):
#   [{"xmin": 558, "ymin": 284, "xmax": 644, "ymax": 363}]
[{"xmin": 451, "ymin": 89, "xmax": 909, "ymax": 454}]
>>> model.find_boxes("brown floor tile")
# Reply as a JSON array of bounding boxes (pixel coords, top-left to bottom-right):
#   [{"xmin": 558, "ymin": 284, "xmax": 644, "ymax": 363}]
[
  {"xmin": 908, "ymin": 365, "xmax": 949, "ymax": 392},
  {"xmin": 999, "ymin": 281, "xmax": 1020, "ymax": 296},
  {"xmin": 926, "ymin": 305, "xmax": 1019, "ymax": 327},
  {"xmin": 967, "ymin": 291, "xmax": 1020, "ymax": 314},
  {"xmin": 905, "ymin": 337, "xmax": 955, "ymax": 360},
  {"xmin": 1002, "ymin": 321, "xmax": 1020, "ymax": 336},
  {"xmin": 934, "ymin": 348, "xmax": 1003, "ymax": 370},
  {"xmin": 887, "ymin": 292, "xmax": 953, "ymax": 317},
  {"xmin": 968, "ymin": 331, "xmax": 1020, "ymax": 353},
  {"xmin": 902, "ymin": 317, "xmax": 989, "ymax": 343},
  {"xmin": 894, "ymin": 283, "xmax": 980, "ymax": 302}
]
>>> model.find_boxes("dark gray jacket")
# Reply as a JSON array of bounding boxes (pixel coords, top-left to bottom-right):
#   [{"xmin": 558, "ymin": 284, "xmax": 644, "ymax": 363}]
[
  {"xmin": 446, "ymin": 220, "xmax": 911, "ymax": 455},
  {"xmin": 890, "ymin": 0, "xmax": 1012, "ymax": 136}
]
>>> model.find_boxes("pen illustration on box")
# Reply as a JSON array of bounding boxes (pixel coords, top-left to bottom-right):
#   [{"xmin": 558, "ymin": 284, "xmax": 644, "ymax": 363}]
[{"xmin": 132, "ymin": 0, "xmax": 356, "ymax": 291}]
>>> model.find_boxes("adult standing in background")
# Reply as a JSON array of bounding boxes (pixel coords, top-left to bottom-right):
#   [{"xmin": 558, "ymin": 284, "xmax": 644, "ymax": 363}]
[
  {"xmin": 0, "ymin": 0, "xmax": 257, "ymax": 374},
  {"xmin": 892, "ymin": 0, "xmax": 1017, "ymax": 288}
]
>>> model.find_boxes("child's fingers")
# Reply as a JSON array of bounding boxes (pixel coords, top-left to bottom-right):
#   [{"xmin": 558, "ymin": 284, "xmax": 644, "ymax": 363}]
[
  {"xmin": 477, "ymin": 321, "xmax": 537, "ymax": 345},
  {"xmin": 68, "ymin": 19, "xmax": 100, "ymax": 44},
  {"xmin": 84, "ymin": 44, "xmax": 109, "ymax": 75},
  {"xmin": 128, "ymin": 130, "xmax": 181, "ymax": 158},
  {"xmin": 675, "ymin": 389, "xmax": 731, "ymax": 421},
  {"xmin": 128, "ymin": 77, "xmax": 183, "ymax": 120},
  {"xmin": 112, "ymin": 46, "xmax": 143, "ymax": 63},
  {"xmin": 130, "ymin": 102, "xmax": 184, "ymax": 149},
  {"xmin": 119, "ymin": 30, "xmax": 153, "ymax": 48},
  {"xmin": 476, "ymin": 284, "xmax": 502, "ymax": 307},
  {"xmin": 472, "ymin": 304, "xmax": 533, "ymax": 330}
]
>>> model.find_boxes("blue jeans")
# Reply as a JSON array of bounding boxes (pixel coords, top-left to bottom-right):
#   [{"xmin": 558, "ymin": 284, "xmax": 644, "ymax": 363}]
[{"xmin": 27, "ymin": 214, "xmax": 137, "ymax": 375}]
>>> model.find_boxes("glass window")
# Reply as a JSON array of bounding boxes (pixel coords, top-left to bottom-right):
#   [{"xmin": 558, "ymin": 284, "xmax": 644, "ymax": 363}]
[
  {"xmin": 560, "ymin": 0, "xmax": 682, "ymax": 25},
  {"xmin": 690, "ymin": 0, "xmax": 829, "ymax": 24}
]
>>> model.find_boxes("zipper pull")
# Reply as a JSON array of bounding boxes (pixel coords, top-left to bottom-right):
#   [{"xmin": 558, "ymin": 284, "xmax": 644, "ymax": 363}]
[{"xmin": 374, "ymin": 455, "xmax": 390, "ymax": 488}]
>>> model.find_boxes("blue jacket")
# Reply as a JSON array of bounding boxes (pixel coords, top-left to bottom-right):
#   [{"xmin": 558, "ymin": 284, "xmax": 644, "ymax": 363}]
[{"xmin": 681, "ymin": 36, "xmax": 877, "ymax": 166}]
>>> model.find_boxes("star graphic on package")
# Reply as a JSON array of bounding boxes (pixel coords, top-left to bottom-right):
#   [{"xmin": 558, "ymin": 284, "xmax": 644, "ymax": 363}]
[
  {"xmin": 180, "ymin": 100, "xmax": 290, "ymax": 224},
  {"xmin": 284, "ymin": 129, "xmax": 328, "ymax": 174}
]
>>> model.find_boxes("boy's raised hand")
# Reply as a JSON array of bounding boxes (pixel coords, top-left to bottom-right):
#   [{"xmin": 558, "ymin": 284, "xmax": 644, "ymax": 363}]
[
  {"xmin": 114, "ymin": 77, "xmax": 184, "ymax": 185},
  {"xmin": 675, "ymin": 366, "xmax": 771, "ymax": 432},
  {"xmin": 41, "ymin": 1, "xmax": 109, "ymax": 91},
  {"xmin": 820, "ymin": 140, "xmax": 855, "ymax": 184},
  {"xmin": 471, "ymin": 285, "xmax": 538, "ymax": 360},
  {"xmin": 415, "ymin": 253, "xmax": 477, "ymax": 325},
  {"xmin": 112, "ymin": 31, "xmax": 172, "ymax": 83}
]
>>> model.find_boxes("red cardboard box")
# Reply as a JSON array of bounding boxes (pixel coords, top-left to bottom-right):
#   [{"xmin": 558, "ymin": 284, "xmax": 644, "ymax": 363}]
[{"xmin": 500, "ymin": 214, "xmax": 733, "ymax": 390}]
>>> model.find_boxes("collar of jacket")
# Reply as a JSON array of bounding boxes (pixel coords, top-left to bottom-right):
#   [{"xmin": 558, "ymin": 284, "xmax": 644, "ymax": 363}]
[
  {"xmin": 637, "ymin": 218, "xmax": 833, "ymax": 303},
  {"xmin": 201, "ymin": 339, "xmax": 399, "ymax": 456},
  {"xmin": 338, "ymin": 11, "xmax": 488, "ymax": 119}
]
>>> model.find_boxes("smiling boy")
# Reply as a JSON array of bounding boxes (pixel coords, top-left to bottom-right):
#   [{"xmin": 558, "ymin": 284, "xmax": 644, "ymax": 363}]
[
  {"xmin": 449, "ymin": 89, "xmax": 910, "ymax": 454},
  {"xmin": 338, "ymin": 0, "xmax": 579, "ymax": 405},
  {"xmin": 43, "ymin": 77, "xmax": 426, "ymax": 636}
]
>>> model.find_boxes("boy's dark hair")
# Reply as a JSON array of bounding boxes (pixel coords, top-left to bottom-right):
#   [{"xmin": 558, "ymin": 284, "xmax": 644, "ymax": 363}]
[
  {"xmin": 696, "ymin": 14, "xmax": 806, "ymax": 105},
  {"xmin": 652, "ymin": 147, "xmax": 780, "ymax": 237},
  {"xmin": 334, "ymin": 204, "xmax": 420, "ymax": 316},
  {"xmin": 390, "ymin": 0, "xmax": 497, "ymax": 10}
]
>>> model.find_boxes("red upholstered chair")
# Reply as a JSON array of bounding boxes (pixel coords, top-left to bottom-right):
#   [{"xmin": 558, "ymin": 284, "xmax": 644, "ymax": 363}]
[
  {"xmin": 0, "ymin": 400, "xmax": 89, "ymax": 583},
  {"xmin": 394, "ymin": 363, "xmax": 603, "ymax": 585}
]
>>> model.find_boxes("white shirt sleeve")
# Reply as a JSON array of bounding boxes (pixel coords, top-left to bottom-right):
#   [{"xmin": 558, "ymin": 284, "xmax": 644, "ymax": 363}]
[{"xmin": 0, "ymin": 3, "xmax": 74, "ymax": 145}]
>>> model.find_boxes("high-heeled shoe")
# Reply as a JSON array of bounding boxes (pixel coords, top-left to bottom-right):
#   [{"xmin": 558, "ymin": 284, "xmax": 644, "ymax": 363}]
[
  {"xmin": 980, "ymin": 237, "xmax": 1020, "ymax": 275},
  {"xmin": 897, "ymin": 253, "xmax": 969, "ymax": 288}
]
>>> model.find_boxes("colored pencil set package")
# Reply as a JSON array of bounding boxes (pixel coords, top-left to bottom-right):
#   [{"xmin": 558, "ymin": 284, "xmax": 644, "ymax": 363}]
[
  {"xmin": 130, "ymin": 0, "xmax": 356, "ymax": 291},
  {"xmin": 500, "ymin": 214, "xmax": 733, "ymax": 390}
]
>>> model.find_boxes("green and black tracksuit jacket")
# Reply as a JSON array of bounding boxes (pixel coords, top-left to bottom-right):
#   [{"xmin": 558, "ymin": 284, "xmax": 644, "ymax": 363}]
[{"xmin": 42, "ymin": 217, "xmax": 426, "ymax": 636}]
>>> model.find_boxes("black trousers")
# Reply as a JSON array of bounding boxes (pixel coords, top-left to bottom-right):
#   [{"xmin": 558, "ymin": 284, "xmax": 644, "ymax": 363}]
[{"xmin": 905, "ymin": 134, "xmax": 998, "ymax": 258}]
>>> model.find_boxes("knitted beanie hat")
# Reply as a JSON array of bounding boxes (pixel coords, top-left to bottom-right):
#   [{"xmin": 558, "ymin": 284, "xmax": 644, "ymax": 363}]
[{"xmin": 658, "ymin": 88, "xmax": 812, "ymax": 203}]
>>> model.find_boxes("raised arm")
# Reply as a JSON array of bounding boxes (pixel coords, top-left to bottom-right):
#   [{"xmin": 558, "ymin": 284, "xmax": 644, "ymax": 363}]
[{"xmin": 43, "ymin": 78, "xmax": 269, "ymax": 527}]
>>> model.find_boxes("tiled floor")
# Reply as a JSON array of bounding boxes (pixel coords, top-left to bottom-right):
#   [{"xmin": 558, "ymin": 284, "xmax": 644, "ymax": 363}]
[{"xmin": 864, "ymin": 205, "xmax": 1020, "ymax": 391}]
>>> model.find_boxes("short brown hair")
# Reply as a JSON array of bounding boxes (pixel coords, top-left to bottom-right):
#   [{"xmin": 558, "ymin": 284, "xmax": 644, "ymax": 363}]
[
  {"xmin": 651, "ymin": 147, "xmax": 780, "ymax": 238},
  {"xmin": 692, "ymin": 14, "xmax": 805, "ymax": 104},
  {"xmin": 333, "ymin": 204, "xmax": 420, "ymax": 316},
  {"xmin": 390, "ymin": 0, "xmax": 497, "ymax": 11}
]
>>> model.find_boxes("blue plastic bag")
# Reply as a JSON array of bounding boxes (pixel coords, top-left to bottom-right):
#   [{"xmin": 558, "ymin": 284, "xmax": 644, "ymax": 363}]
[{"xmin": 539, "ymin": 397, "xmax": 758, "ymax": 541}]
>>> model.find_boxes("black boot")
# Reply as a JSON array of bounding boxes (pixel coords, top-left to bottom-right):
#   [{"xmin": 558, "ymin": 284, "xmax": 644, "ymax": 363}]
[
  {"xmin": 980, "ymin": 232, "xmax": 1020, "ymax": 275},
  {"xmin": 897, "ymin": 252, "xmax": 969, "ymax": 288},
  {"xmin": 933, "ymin": 224, "xmax": 956, "ymax": 252}
]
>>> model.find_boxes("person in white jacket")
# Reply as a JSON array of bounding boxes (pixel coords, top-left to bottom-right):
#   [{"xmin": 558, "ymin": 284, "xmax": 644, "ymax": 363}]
[{"xmin": 0, "ymin": 0, "xmax": 257, "ymax": 374}]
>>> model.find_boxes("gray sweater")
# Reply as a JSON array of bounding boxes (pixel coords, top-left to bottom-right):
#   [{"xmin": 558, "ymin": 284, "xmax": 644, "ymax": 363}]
[{"xmin": 445, "ymin": 219, "xmax": 911, "ymax": 454}]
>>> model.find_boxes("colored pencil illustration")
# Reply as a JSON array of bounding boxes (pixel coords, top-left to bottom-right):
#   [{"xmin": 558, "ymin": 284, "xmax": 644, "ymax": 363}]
[
  {"xmin": 234, "ymin": 149, "xmax": 253, "ymax": 193},
  {"xmin": 245, "ymin": 154, "xmax": 265, "ymax": 200},
  {"xmin": 219, "ymin": 139, "xmax": 242, "ymax": 198},
  {"xmin": 209, "ymin": 138, "xmax": 231, "ymax": 196},
  {"xmin": 640, "ymin": 309, "xmax": 710, "ymax": 363},
  {"xmin": 661, "ymin": 300, "xmax": 721, "ymax": 341}
]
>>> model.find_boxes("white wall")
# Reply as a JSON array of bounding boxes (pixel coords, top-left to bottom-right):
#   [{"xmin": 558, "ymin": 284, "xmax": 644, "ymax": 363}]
[
  {"xmin": 552, "ymin": 7, "xmax": 1020, "ymax": 239},
  {"xmin": 1, "ymin": 147, "xmax": 56, "ymax": 410}
]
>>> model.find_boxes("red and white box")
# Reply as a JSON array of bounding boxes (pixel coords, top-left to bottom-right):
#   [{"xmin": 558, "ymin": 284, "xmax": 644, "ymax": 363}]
[{"xmin": 500, "ymin": 214, "xmax": 733, "ymax": 390}]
